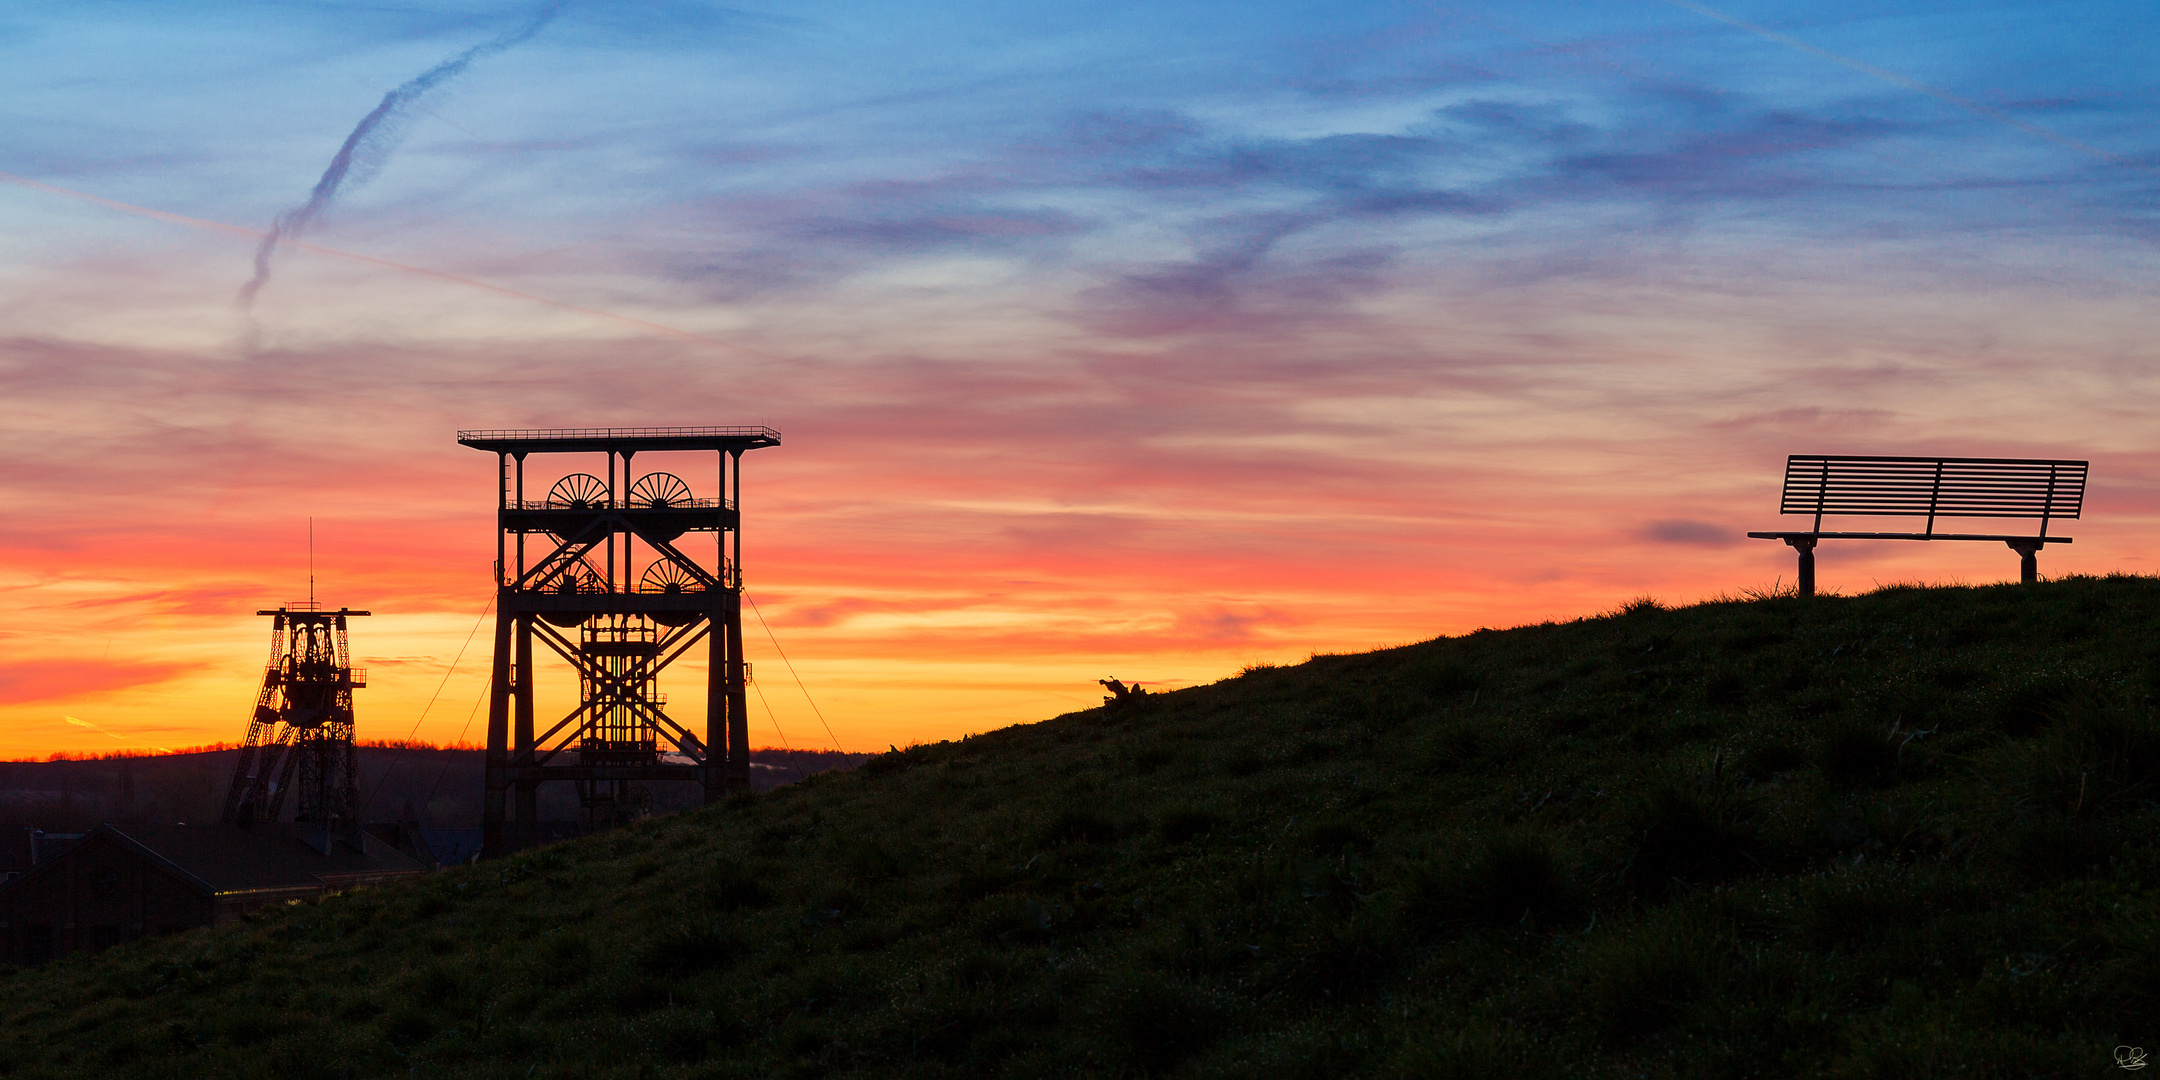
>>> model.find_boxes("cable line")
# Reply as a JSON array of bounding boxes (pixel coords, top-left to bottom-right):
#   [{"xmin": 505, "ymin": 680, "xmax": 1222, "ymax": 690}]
[
  {"xmin": 357, "ymin": 594, "xmax": 494, "ymax": 820},
  {"xmin": 744, "ymin": 592, "xmax": 845, "ymax": 752},
  {"xmin": 752, "ymin": 678, "xmax": 791, "ymax": 749},
  {"xmin": 418, "ymin": 670, "xmax": 493, "ymax": 817}
]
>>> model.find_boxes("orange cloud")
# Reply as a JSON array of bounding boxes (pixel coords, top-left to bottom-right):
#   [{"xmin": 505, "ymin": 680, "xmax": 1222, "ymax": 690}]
[{"xmin": 0, "ymin": 660, "xmax": 200, "ymax": 706}]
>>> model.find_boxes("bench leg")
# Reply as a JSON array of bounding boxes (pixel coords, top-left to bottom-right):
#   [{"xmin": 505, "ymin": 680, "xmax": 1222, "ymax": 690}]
[
  {"xmin": 1783, "ymin": 536, "xmax": 1818, "ymax": 597},
  {"xmin": 2008, "ymin": 540, "xmax": 2042, "ymax": 585}
]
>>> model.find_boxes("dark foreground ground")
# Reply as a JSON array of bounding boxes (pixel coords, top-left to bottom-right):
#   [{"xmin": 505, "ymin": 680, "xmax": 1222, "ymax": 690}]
[{"xmin": 1, "ymin": 578, "xmax": 2154, "ymax": 1078}]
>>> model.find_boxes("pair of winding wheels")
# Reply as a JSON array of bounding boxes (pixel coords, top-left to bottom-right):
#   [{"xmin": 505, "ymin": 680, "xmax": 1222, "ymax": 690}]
[
  {"xmin": 546, "ymin": 472, "xmax": 696, "ymax": 543},
  {"xmin": 544, "ymin": 472, "xmax": 694, "ymax": 511},
  {"xmin": 539, "ymin": 472, "xmax": 707, "ymax": 625},
  {"xmin": 546, "ymin": 561, "xmax": 697, "ymax": 595}
]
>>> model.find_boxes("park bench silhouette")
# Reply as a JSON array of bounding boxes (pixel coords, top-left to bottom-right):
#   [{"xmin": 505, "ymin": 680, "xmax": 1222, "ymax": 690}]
[{"xmin": 1749, "ymin": 454, "xmax": 2087, "ymax": 597}]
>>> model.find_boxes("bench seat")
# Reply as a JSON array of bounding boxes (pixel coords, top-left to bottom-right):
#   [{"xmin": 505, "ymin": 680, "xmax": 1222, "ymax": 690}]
[
  {"xmin": 1747, "ymin": 531, "xmax": 2073, "ymax": 544},
  {"xmin": 1752, "ymin": 454, "xmax": 2086, "ymax": 596}
]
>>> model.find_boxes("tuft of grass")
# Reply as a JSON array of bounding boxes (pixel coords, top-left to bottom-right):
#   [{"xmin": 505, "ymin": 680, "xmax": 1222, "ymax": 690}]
[
  {"xmin": 1035, "ymin": 805, "xmax": 1121, "ymax": 847},
  {"xmin": 1090, "ymin": 971, "xmax": 1225, "ymax": 1073},
  {"xmin": 1739, "ymin": 732, "xmax": 1809, "ymax": 777},
  {"xmin": 1385, "ymin": 1018, "xmax": 1535, "ymax": 1080},
  {"xmin": 1817, "ymin": 717, "xmax": 1903, "ymax": 789},
  {"xmin": 2017, "ymin": 693, "xmax": 2160, "ymax": 816},
  {"xmin": 1406, "ymin": 826, "xmax": 1583, "ymax": 932},
  {"xmin": 1624, "ymin": 776, "xmax": 1763, "ymax": 897},
  {"xmin": 1586, "ymin": 920, "xmax": 1724, "ymax": 1039},
  {"xmin": 1154, "ymin": 806, "xmax": 1220, "ymax": 845},
  {"xmin": 1992, "ymin": 674, "xmax": 2077, "ymax": 737},
  {"xmin": 638, "ymin": 922, "xmax": 744, "ymax": 976}
]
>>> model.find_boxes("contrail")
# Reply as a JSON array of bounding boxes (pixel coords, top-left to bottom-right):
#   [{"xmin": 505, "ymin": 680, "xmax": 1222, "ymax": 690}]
[
  {"xmin": 65, "ymin": 716, "xmax": 171, "ymax": 753},
  {"xmin": 239, "ymin": 2, "xmax": 564, "ymax": 308},
  {"xmin": 1662, "ymin": 0, "xmax": 2154, "ymax": 176},
  {"xmin": 0, "ymin": 170, "xmax": 782, "ymax": 359}
]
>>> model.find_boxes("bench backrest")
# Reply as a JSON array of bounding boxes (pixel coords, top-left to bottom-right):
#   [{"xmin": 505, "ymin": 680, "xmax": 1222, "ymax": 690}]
[{"xmin": 1780, "ymin": 455, "xmax": 2088, "ymax": 535}]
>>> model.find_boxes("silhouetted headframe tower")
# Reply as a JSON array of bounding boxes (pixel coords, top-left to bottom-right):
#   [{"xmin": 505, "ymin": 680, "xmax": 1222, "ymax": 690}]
[
  {"xmin": 458, "ymin": 427, "xmax": 781, "ymax": 857},
  {"xmin": 220, "ymin": 604, "xmax": 369, "ymax": 839}
]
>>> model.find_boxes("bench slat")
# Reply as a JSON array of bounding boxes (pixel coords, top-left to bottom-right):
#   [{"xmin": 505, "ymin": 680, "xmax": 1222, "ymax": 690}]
[
  {"xmin": 1755, "ymin": 454, "xmax": 2087, "ymax": 596},
  {"xmin": 1748, "ymin": 531, "xmax": 2073, "ymax": 543},
  {"xmin": 1778, "ymin": 455, "xmax": 2086, "ymax": 521}
]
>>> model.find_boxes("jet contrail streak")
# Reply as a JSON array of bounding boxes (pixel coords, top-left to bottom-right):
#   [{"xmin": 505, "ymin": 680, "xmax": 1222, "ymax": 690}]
[
  {"xmin": 64, "ymin": 716, "xmax": 125, "ymax": 740},
  {"xmin": 239, "ymin": 2, "xmax": 564, "ymax": 308},
  {"xmin": 1663, "ymin": 0, "xmax": 2154, "ymax": 175},
  {"xmin": 65, "ymin": 716, "xmax": 170, "ymax": 753},
  {"xmin": 64, "ymin": 715, "xmax": 172, "ymax": 753},
  {"xmin": 0, "ymin": 170, "xmax": 782, "ymax": 359}
]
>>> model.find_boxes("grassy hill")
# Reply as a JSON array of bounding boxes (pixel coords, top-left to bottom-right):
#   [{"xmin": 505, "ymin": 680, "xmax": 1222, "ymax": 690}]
[{"xmin": 3, "ymin": 577, "xmax": 2156, "ymax": 1078}]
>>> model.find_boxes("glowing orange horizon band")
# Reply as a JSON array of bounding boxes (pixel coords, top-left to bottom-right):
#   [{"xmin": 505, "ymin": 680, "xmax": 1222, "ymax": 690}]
[{"xmin": 0, "ymin": 170, "xmax": 786, "ymax": 360}]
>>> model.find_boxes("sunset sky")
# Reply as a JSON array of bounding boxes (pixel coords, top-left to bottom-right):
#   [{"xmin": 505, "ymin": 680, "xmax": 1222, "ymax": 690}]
[{"xmin": 3, "ymin": 1, "xmax": 2156, "ymax": 758}]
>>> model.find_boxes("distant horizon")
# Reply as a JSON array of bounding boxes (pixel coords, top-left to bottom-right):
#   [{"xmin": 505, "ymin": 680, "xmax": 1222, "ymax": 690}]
[{"xmin": 23, "ymin": 569, "xmax": 2155, "ymax": 760}]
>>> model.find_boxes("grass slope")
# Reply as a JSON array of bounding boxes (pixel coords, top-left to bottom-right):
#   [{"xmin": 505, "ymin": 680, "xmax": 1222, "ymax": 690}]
[{"xmin": 4, "ymin": 578, "xmax": 2157, "ymax": 1078}]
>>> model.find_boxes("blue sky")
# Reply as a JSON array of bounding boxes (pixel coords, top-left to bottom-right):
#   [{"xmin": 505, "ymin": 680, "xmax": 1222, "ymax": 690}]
[
  {"xmin": 13, "ymin": 1, "xmax": 2151, "ymax": 312},
  {"xmin": 2, "ymin": 1, "xmax": 2157, "ymax": 752}
]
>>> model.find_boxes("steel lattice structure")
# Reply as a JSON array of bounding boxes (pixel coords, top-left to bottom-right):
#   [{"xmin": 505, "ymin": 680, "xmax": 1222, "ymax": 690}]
[
  {"xmin": 458, "ymin": 426, "xmax": 781, "ymax": 857},
  {"xmin": 219, "ymin": 605, "xmax": 370, "ymax": 831}
]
